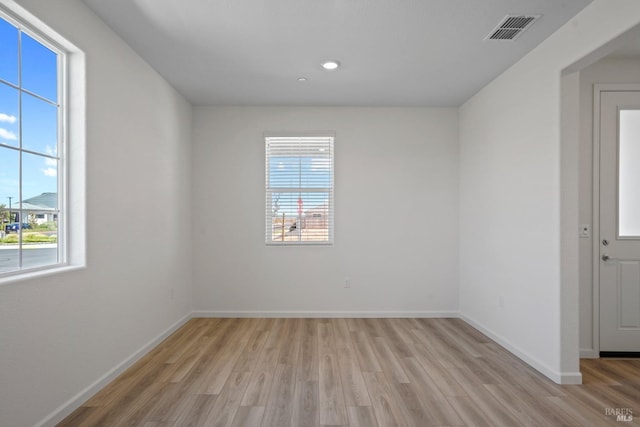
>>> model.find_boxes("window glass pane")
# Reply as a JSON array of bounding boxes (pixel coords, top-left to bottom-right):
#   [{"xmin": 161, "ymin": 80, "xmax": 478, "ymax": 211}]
[
  {"xmin": 0, "ymin": 242, "xmax": 19, "ymax": 272},
  {"xmin": 13, "ymin": 203, "xmax": 58, "ymax": 269},
  {"xmin": 0, "ymin": 18, "xmax": 18, "ymax": 85},
  {"xmin": 269, "ymin": 156, "xmax": 299, "ymax": 188},
  {"xmin": 302, "ymin": 155, "xmax": 331, "ymax": 188},
  {"xmin": 268, "ymin": 191, "xmax": 330, "ymax": 242},
  {"xmin": 21, "ymin": 33, "xmax": 57, "ymax": 102},
  {"xmin": 0, "ymin": 83, "xmax": 19, "ymax": 147},
  {"xmin": 21, "ymin": 151, "xmax": 58, "ymax": 267},
  {"xmin": 268, "ymin": 153, "xmax": 332, "ymax": 189},
  {"xmin": 22, "ymin": 237, "xmax": 58, "ymax": 268},
  {"xmin": 22, "ymin": 151, "xmax": 57, "ymax": 202},
  {"xmin": 22, "ymin": 92, "xmax": 57, "ymax": 155},
  {"xmin": 269, "ymin": 192, "xmax": 298, "ymax": 242},
  {"xmin": 619, "ymin": 109, "xmax": 640, "ymax": 237},
  {"xmin": 0, "ymin": 146, "xmax": 19, "ymax": 217},
  {"xmin": 0, "ymin": 147, "xmax": 20, "ymax": 273}
]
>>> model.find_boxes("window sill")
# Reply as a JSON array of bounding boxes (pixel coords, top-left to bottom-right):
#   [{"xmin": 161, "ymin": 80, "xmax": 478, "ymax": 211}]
[
  {"xmin": 266, "ymin": 242, "xmax": 334, "ymax": 246},
  {"xmin": 0, "ymin": 263, "xmax": 85, "ymax": 287}
]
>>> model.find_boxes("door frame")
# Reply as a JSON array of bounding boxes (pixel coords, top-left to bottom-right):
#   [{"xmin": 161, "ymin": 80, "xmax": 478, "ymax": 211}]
[{"xmin": 591, "ymin": 83, "xmax": 640, "ymax": 356}]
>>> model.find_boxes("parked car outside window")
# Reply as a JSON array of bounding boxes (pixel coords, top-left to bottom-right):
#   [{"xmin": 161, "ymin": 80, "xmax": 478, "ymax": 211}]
[{"xmin": 5, "ymin": 223, "xmax": 31, "ymax": 233}]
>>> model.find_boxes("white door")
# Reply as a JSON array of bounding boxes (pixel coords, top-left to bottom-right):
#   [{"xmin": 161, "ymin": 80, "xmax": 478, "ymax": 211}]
[{"xmin": 599, "ymin": 90, "xmax": 640, "ymax": 354}]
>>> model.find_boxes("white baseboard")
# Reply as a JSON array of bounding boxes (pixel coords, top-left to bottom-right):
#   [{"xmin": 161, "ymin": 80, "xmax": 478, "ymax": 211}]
[
  {"xmin": 557, "ymin": 371, "xmax": 583, "ymax": 385},
  {"xmin": 580, "ymin": 348, "xmax": 599, "ymax": 358},
  {"xmin": 459, "ymin": 314, "xmax": 583, "ymax": 385},
  {"xmin": 192, "ymin": 310, "xmax": 460, "ymax": 318},
  {"xmin": 36, "ymin": 312, "xmax": 193, "ymax": 427}
]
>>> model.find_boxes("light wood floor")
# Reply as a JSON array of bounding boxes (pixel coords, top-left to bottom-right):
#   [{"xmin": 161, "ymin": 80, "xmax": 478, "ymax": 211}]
[{"xmin": 58, "ymin": 318, "xmax": 640, "ymax": 426}]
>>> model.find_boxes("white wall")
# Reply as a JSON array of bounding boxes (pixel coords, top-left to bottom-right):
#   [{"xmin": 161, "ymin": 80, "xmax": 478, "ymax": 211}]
[
  {"xmin": 578, "ymin": 57, "xmax": 640, "ymax": 356},
  {"xmin": 0, "ymin": 1, "xmax": 193, "ymax": 426},
  {"xmin": 192, "ymin": 107, "xmax": 459, "ymax": 316},
  {"xmin": 459, "ymin": 0, "xmax": 640, "ymax": 384}
]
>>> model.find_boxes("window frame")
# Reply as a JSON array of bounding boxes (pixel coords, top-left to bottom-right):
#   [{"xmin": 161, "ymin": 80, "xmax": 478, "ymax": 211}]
[
  {"xmin": 265, "ymin": 132, "xmax": 335, "ymax": 246},
  {"xmin": 0, "ymin": 2, "xmax": 85, "ymax": 284}
]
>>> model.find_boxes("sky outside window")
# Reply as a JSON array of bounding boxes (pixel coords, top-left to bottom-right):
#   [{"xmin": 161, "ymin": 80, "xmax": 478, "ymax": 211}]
[
  {"xmin": 0, "ymin": 84, "xmax": 18, "ymax": 147},
  {"xmin": 268, "ymin": 155, "xmax": 332, "ymax": 215},
  {"xmin": 0, "ymin": 147, "xmax": 19, "ymax": 205},
  {"xmin": 0, "ymin": 17, "xmax": 18, "ymax": 85},
  {"xmin": 22, "ymin": 92, "xmax": 58, "ymax": 154},
  {"xmin": 21, "ymin": 32, "xmax": 57, "ymax": 102}
]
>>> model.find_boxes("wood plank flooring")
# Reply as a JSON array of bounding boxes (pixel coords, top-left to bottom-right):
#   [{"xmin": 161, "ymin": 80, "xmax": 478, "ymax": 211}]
[{"xmin": 58, "ymin": 318, "xmax": 640, "ymax": 426}]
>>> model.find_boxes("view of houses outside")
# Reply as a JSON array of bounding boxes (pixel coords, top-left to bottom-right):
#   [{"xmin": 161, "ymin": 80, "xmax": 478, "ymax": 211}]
[
  {"xmin": 271, "ymin": 200, "xmax": 330, "ymax": 242},
  {"xmin": 1, "ymin": 192, "xmax": 58, "ymax": 233},
  {"xmin": 0, "ymin": 192, "xmax": 58, "ymax": 273}
]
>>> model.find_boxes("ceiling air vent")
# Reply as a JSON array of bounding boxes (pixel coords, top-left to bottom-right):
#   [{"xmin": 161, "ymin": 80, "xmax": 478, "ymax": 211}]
[{"xmin": 486, "ymin": 15, "xmax": 540, "ymax": 41}]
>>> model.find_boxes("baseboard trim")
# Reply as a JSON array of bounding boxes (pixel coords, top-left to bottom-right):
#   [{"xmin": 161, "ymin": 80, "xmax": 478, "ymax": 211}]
[
  {"xmin": 192, "ymin": 310, "xmax": 460, "ymax": 318},
  {"xmin": 580, "ymin": 348, "xmax": 598, "ymax": 358},
  {"xmin": 557, "ymin": 371, "xmax": 583, "ymax": 385},
  {"xmin": 36, "ymin": 312, "xmax": 193, "ymax": 427},
  {"xmin": 459, "ymin": 314, "xmax": 582, "ymax": 385}
]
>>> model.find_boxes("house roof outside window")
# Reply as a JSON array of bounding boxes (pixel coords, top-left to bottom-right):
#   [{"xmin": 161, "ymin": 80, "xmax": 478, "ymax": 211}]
[{"xmin": 21, "ymin": 192, "xmax": 57, "ymax": 211}]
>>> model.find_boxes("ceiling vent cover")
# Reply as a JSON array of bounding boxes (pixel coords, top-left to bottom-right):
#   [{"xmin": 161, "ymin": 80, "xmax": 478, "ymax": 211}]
[{"xmin": 486, "ymin": 15, "xmax": 540, "ymax": 41}]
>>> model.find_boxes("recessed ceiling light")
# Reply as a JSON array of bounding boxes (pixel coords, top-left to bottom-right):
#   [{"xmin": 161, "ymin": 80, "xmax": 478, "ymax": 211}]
[
  {"xmin": 297, "ymin": 77, "xmax": 308, "ymax": 82},
  {"xmin": 322, "ymin": 60, "xmax": 340, "ymax": 70}
]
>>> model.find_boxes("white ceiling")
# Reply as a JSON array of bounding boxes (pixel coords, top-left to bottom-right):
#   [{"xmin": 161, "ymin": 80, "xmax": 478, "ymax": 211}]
[{"xmin": 81, "ymin": 0, "xmax": 593, "ymax": 106}]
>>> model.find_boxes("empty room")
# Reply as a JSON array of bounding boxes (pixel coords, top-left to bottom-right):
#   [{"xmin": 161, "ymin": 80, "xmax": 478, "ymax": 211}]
[{"xmin": 0, "ymin": 0, "xmax": 639, "ymax": 426}]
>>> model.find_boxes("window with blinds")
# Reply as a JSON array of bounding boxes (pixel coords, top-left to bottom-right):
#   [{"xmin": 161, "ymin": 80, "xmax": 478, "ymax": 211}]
[{"xmin": 265, "ymin": 135, "xmax": 334, "ymax": 245}]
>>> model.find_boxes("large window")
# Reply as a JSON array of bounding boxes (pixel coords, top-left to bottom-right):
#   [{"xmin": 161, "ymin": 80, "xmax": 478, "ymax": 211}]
[
  {"xmin": 0, "ymin": 12, "xmax": 64, "ymax": 275},
  {"xmin": 265, "ymin": 135, "xmax": 334, "ymax": 245}
]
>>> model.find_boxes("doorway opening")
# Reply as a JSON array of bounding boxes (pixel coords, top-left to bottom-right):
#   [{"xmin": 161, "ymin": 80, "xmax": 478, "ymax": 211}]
[{"xmin": 562, "ymin": 24, "xmax": 640, "ymax": 361}]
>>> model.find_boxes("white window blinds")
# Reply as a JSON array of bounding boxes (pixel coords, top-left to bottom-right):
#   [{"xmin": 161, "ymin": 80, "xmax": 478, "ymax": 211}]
[{"xmin": 265, "ymin": 135, "xmax": 334, "ymax": 245}]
